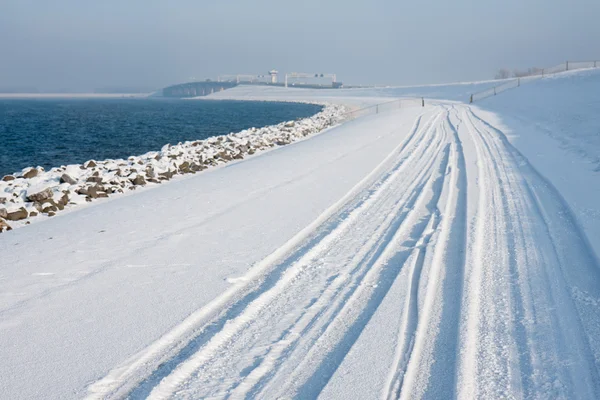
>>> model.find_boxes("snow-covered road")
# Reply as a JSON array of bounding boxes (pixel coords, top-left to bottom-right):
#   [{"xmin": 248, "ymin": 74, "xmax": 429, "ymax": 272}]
[{"xmin": 84, "ymin": 104, "xmax": 600, "ymax": 399}]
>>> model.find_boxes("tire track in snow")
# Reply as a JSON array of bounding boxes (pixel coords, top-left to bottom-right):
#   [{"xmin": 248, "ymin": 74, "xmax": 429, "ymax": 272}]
[
  {"xmin": 458, "ymin": 106, "xmax": 600, "ymax": 399},
  {"xmin": 389, "ymin": 109, "xmax": 467, "ymax": 400},
  {"xmin": 146, "ymin": 112, "xmax": 449, "ymax": 399},
  {"xmin": 86, "ymin": 109, "xmax": 444, "ymax": 399}
]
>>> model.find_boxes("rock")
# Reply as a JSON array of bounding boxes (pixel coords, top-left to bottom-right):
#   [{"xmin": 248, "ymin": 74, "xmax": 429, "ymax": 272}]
[
  {"xmin": 47, "ymin": 211, "xmax": 56, "ymax": 217},
  {"xmin": 178, "ymin": 161, "xmax": 190, "ymax": 173},
  {"xmin": 26, "ymin": 187, "xmax": 54, "ymax": 202},
  {"xmin": 42, "ymin": 202, "xmax": 58, "ymax": 213},
  {"xmin": 2, "ymin": 175, "xmax": 15, "ymax": 181},
  {"xmin": 97, "ymin": 192, "xmax": 109, "ymax": 198},
  {"xmin": 47, "ymin": 198, "xmax": 64, "ymax": 211},
  {"xmin": 0, "ymin": 208, "xmax": 6, "ymax": 219},
  {"xmin": 84, "ymin": 160, "xmax": 97, "ymax": 168},
  {"xmin": 190, "ymin": 163, "xmax": 205, "ymax": 172},
  {"xmin": 86, "ymin": 176, "xmax": 104, "ymax": 183},
  {"xmin": 284, "ymin": 121, "xmax": 295, "ymax": 128},
  {"xmin": 158, "ymin": 170, "xmax": 174, "ymax": 181},
  {"xmin": 29, "ymin": 211, "xmax": 38, "ymax": 217},
  {"xmin": 60, "ymin": 173, "xmax": 77, "ymax": 185},
  {"xmin": 131, "ymin": 175, "xmax": 146, "ymax": 186},
  {"xmin": 87, "ymin": 186, "xmax": 99, "ymax": 199},
  {"xmin": 78, "ymin": 186, "xmax": 99, "ymax": 199},
  {"xmin": 6, "ymin": 207, "xmax": 28, "ymax": 221},
  {"xmin": 0, "ymin": 197, "xmax": 6, "ymax": 204},
  {"xmin": 145, "ymin": 167, "xmax": 156, "ymax": 178},
  {"xmin": 23, "ymin": 168, "xmax": 38, "ymax": 179},
  {"xmin": 0, "ymin": 218, "xmax": 12, "ymax": 232},
  {"xmin": 58, "ymin": 194, "xmax": 70, "ymax": 206}
]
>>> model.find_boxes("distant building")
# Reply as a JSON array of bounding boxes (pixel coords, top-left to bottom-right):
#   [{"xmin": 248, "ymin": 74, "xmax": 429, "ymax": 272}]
[{"xmin": 269, "ymin": 70, "xmax": 278, "ymax": 84}]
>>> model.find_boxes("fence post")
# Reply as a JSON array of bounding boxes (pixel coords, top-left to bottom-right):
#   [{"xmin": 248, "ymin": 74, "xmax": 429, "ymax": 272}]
[
  {"xmin": 566, "ymin": 61, "xmax": 569, "ymax": 71},
  {"xmin": 421, "ymin": 98, "xmax": 424, "ymax": 107},
  {"xmin": 470, "ymin": 94, "xmax": 473, "ymax": 104},
  {"xmin": 518, "ymin": 78, "xmax": 520, "ymax": 87}
]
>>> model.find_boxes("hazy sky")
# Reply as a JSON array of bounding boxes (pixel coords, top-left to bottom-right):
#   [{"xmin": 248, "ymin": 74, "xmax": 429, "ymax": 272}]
[{"xmin": 2, "ymin": 0, "xmax": 599, "ymax": 91}]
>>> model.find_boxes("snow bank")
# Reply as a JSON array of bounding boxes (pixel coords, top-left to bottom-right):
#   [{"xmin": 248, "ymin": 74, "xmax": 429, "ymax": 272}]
[
  {"xmin": 476, "ymin": 67, "xmax": 600, "ymax": 260},
  {"xmin": 0, "ymin": 103, "xmax": 346, "ymax": 232}
]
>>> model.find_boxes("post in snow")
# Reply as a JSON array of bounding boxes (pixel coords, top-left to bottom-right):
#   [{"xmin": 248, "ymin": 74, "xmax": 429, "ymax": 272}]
[
  {"xmin": 470, "ymin": 94, "xmax": 473, "ymax": 104},
  {"xmin": 421, "ymin": 98, "xmax": 424, "ymax": 107}
]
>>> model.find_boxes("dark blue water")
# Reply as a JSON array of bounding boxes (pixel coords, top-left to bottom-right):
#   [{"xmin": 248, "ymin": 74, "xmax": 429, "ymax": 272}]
[{"xmin": 0, "ymin": 98, "xmax": 323, "ymax": 176}]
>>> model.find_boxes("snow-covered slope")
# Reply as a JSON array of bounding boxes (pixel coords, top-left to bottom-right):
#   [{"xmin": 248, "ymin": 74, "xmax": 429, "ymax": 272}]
[
  {"xmin": 2, "ymin": 70, "xmax": 600, "ymax": 399},
  {"xmin": 477, "ymin": 68, "xmax": 600, "ymax": 265}
]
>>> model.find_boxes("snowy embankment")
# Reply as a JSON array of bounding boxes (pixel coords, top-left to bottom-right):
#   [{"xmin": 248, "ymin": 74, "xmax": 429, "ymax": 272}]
[
  {"xmin": 2, "ymin": 71, "xmax": 600, "ymax": 400},
  {"xmin": 0, "ymin": 104, "xmax": 345, "ymax": 231},
  {"xmin": 476, "ymin": 68, "xmax": 600, "ymax": 257}
]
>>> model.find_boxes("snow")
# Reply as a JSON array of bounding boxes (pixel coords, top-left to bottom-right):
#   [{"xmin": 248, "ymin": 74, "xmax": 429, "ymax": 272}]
[{"xmin": 2, "ymin": 69, "xmax": 600, "ymax": 399}]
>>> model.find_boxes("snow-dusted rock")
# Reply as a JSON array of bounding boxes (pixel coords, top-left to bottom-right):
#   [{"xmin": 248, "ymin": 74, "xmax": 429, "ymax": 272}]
[
  {"xmin": 6, "ymin": 207, "xmax": 28, "ymax": 221},
  {"xmin": 26, "ymin": 187, "xmax": 54, "ymax": 203},
  {"xmin": 60, "ymin": 174, "xmax": 77, "ymax": 185},
  {"xmin": 22, "ymin": 168, "xmax": 39, "ymax": 179},
  {"xmin": 0, "ymin": 218, "xmax": 11, "ymax": 232}
]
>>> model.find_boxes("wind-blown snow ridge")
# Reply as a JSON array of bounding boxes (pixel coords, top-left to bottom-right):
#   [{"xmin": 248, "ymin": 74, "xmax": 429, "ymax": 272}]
[{"xmin": 0, "ymin": 103, "xmax": 345, "ymax": 231}]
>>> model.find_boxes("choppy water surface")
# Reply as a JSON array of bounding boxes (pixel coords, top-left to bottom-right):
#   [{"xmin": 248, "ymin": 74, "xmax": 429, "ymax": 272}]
[{"xmin": 0, "ymin": 98, "xmax": 323, "ymax": 176}]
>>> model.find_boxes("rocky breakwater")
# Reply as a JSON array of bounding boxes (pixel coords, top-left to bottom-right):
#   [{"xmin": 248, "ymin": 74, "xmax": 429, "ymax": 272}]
[{"xmin": 0, "ymin": 104, "xmax": 346, "ymax": 232}]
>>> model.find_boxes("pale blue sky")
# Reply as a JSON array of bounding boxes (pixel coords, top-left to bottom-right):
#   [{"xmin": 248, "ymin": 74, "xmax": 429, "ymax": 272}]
[{"xmin": 1, "ymin": 0, "xmax": 599, "ymax": 91}]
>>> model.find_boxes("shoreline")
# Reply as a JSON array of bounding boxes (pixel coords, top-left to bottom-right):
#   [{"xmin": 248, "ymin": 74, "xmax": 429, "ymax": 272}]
[
  {"xmin": 0, "ymin": 93, "xmax": 152, "ymax": 99},
  {"xmin": 0, "ymin": 103, "xmax": 346, "ymax": 232}
]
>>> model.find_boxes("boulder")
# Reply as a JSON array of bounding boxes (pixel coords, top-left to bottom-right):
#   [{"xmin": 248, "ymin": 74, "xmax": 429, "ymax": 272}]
[
  {"xmin": 97, "ymin": 192, "xmax": 109, "ymax": 198},
  {"xmin": 42, "ymin": 201, "xmax": 58, "ymax": 213},
  {"xmin": 158, "ymin": 170, "xmax": 174, "ymax": 181},
  {"xmin": 0, "ymin": 218, "xmax": 11, "ymax": 232},
  {"xmin": 47, "ymin": 198, "xmax": 64, "ymax": 211},
  {"xmin": 23, "ymin": 168, "xmax": 38, "ymax": 179},
  {"xmin": 60, "ymin": 173, "xmax": 77, "ymax": 185},
  {"xmin": 86, "ymin": 176, "xmax": 103, "ymax": 183},
  {"xmin": 58, "ymin": 194, "xmax": 70, "ymax": 206},
  {"xmin": 2, "ymin": 175, "xmax": 15, "ymax": 181},
  {"xmin": 284, "ymin": 121, "xmax": 295, "ymax": 128},
  {"xmin": 6, "ymin": 207, "xmax": 28, "ymax": 221},
  {"xmin": 179, "ymin": 161, "xmax": 190, "ymax": 173},
  {"xmin": 0, "ymin": 197, "xmax": 6, "ymax": 204},
  {"xmin": 0, "ymin": 208, "xmax": 6, "ymax": 219},
  {"xmin": 131, "ymin": 175, "xmax": 146, "ymax": 186},
  {"xmin": 84, "ymin": 160, "xmax": 97, "ymax": 169},
  {"xmin": 190, "ymin": 163, "xmax": 205, "ymax": 172},
  {"xmin": 26, "ymin": 187, "xmax": 54, "ymax": 203},
  {"xmin": 29, "ymin": 211, "xmax": 38, "ymax": 217}
]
